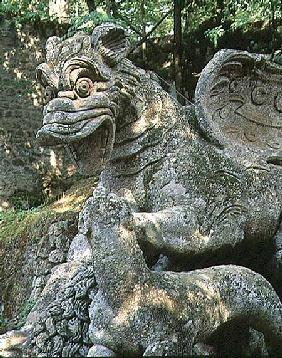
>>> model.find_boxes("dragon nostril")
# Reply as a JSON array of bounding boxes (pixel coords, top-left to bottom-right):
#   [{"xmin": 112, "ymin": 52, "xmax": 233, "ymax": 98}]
[
  {"xmin": 43, "ymin": 97, "xmax": 76, "ymax": 117},
  {"xmin": 43, "ymin": 86, "xmax": 57, "ymax": 105}
]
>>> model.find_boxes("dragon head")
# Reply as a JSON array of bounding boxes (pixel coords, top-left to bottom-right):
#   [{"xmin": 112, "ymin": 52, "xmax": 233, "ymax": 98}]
[{"xmin": 36, "ymin": 23, "xmax": 141, "ymax": 175}]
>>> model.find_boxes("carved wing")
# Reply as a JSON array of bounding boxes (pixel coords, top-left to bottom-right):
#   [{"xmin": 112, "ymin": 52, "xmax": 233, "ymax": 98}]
[{"xmin": 195, "ymin": 49, "xmax": 282, "ymax": 160}]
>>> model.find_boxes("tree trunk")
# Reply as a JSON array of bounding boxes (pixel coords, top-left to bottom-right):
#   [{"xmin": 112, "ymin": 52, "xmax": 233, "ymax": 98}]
[
  {"xmin": 105, "ymin": 0, "xmax": 118, "ymax": 17},
  {"xmin": 140, "ymin": 0, "xmax": 147, "ymax": 62},
  {"xmin": 86, "ymin": 0, "xmax": 96, "ymax": 13},
  {"xmin": 128, "ymin": 9, "xmax": 172, "ymax": 55},
  {"xmin": 183, "ymin": 4, "xmax": 192, "ymax": 100},
  {"xmin": 173, "ymin": 0, "xmax": 184, "ymax": 100},
  {"xmin": 111, "ymin": 0, "xmax": 118, "ymax": 18}
]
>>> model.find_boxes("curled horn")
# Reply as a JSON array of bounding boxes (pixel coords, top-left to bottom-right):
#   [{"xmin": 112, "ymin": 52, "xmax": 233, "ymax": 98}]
[
  {"xmin": 36, "ymin": 63, "xmax": 59, "ymax": 88},
  {"xmin": 91, "ymin": 23, "xmax": 129, "ymax": 66},
  {"xmin": 45, "ymin": 36, "xmax": 61, "ymax": 63}
]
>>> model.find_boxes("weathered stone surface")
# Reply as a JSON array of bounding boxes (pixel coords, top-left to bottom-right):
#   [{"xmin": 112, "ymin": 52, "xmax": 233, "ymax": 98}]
[
  {"xmin": 0, "ymin": 212, "xmax": 78, "ymax": 329},
  {"xmin": 36, "ymin": 25, "xmax": 282, "ymax": 268},
  {"xmin": 85, "ymin": 191, "xmax": 282, "ymax": 355},
  {"xmin": 195, "ymin": 49, "xmax": 282, "ymax": 154},
  {"xmin": 243, "ymin": 328, "xmax": 268, "ymax": 356},
  {"xmin": 0, "ymin": 327, "xmax": 29, "ymax": 357},
  {"xmin": 48, "ymin": 249, "xmax": 65, "ymax": 263},
  {"xmin": 87, "ymin": 344, "xmax": 116, "ymax": 357},
  {"xmin": 67, "ymin": 234, "xmax": 92, "ymax": 262},
  {"xmin": 22, "ymin": 23, "xmax": 282, "ymax": 356},
  {"xmin": 30, "ymin": 219, "xmax": 77, "ymax": 302},
  {"xmin": 25, "ymin": 262, "xmax": 96, "ymax": 357}
]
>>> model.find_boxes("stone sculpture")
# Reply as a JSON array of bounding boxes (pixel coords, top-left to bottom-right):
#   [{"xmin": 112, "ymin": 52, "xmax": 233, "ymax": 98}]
[
  {"xmin": 36, "ymin": 24, "xmax": 282, "ymax": 266},
  {"xmin": 25, "ymin": 23, "xmax": 282, "ymax": 355},
  {"xmin": 81, "ymin": 188, "xmax": 282, "ymax": 356}
]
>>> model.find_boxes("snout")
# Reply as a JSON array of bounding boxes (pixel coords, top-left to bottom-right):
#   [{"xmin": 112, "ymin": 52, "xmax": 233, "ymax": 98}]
[
  {"xmin": 37, "ymin": 100, "xmax": 115, "ymax": 146},
  {"xmin": 43, "ymin": 108, "xmax": 113, "ymax": 126},
  {"xmin": 43, "ymin": 95, "xmax": 115, "ymax": 116},
  {"xmin": 43, "ymin": 97, "xmax": 75, "ymax": 116}
]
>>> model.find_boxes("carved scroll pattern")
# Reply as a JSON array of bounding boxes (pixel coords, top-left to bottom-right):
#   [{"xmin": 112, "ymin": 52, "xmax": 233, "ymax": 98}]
[{"xmin": 206, "ymin": 54, "xmax": 282, "ymax": 151}]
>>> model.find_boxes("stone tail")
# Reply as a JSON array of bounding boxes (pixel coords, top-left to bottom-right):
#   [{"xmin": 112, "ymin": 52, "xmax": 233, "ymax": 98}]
[{"xmin": 213, "ymin": 265, "xmax": 282, "ymax": 352}]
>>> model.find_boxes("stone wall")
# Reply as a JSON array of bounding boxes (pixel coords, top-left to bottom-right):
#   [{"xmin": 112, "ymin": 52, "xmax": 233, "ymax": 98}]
[
  {"xmin": 0, "ymin": 216, "xmax": 78, "ymax": 330},
  {"xmin": 0, "ymin": 19, "xmax": 76, "ymax": 210},
  {"xmin": 0, "ymin": 176, "xmax": 96, "ymax": 331}
]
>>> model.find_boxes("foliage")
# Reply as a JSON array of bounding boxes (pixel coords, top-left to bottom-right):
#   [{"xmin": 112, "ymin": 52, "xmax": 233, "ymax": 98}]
[
  {"xmin": 0, "ymin": 1, "xmax": 281, "ymax": 100},
  {"xmin": 0, "ymin": 207, "xmax": 47, "ymax": 243},
  {"xmin": 0, "ymin": 177, "xmax": 96, "ymax": 242},
  {"xmin": 0, "ymin": 314, "xmax": 8, "ymax": 333},
  {"xmin": 179, "ymin": 0, "xmax": 282, "ymax": 58},
  {"xmin": 0, "ymin": 0, "xmax": 50, "ymax": 24},
  {"xmin": 16, "ymin": 300, "xmax": 35, "ymax": 329},
  {"xmin": 183, "ymin": 0, "xmax": 282, "ymax": 33},
  {"xmin": 66, "ymin": 10, "xmax": 119, "ymax": 38},
  {"xmin": 1, "ymin": 0, "xmax": 281, "ymax": 52},
  {"xmin": 205, "ymin": 26, "xmax": 225, "ymax": 47},
  {"xmin": 108, "ymin": 0, "xmax": 173, "ymax": 37},
  {"xmin": 10, "ymin": 190, "xmax": 46, "ymax": 211}
]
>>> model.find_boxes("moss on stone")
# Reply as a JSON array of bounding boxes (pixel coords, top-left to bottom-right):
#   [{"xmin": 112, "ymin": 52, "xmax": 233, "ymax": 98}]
[
  {"xmin": 0, "ymin": 176, "xmax": 97, "ymax": 331},
  {"xmin": 0, "ymin": 177, "xmax": 96, "ymax": 242}
]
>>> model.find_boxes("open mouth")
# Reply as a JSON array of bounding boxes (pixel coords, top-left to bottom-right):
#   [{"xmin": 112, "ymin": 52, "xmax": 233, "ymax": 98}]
[
  {"xmin": 36, "ymin": 108, "xmax": 116, "ymax": 175},
  {"xmin": 71, "ymin": 118, "xmax": 115, "ymax": 174}
]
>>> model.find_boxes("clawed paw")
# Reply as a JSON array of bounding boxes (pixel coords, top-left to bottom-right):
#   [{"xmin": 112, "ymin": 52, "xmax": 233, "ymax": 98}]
[
  {"xmin": 92, "ymin": 188, "xmax": 133, "ymax": 226},
  {"xmin": 78, "ymin": 188, "xmax": 133, "ymax": 234}
]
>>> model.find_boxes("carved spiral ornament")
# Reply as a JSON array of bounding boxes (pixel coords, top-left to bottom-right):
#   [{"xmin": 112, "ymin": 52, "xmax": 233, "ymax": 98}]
[{"xmin": 195, "ymin": 50, "xmax": 282, "ymax": 155}]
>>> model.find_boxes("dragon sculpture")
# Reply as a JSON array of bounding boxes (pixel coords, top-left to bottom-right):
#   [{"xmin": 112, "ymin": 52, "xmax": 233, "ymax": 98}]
[{"xmin": 30, "ymin": 23, "xmax": 282, "ymax": 355}]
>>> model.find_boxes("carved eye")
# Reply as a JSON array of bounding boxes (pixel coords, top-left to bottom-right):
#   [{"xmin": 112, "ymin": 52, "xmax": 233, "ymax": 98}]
[
  {"xmin": 251, "ymin": 86, "xmax": 269, "ymax": 105},
  {"xmin": 43, "ymin": 86, "xmax": 56, "ymax": 104},
  {"xmin": 75, "ymin": 78, "xmax": 93, "ymax": 97}
]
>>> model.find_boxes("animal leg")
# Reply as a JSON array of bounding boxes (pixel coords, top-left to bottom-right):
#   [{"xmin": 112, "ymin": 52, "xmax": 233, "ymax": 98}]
[
  {"xmin": 133, "ymin": 207, "xmax": 245, "ymax": 257},
  {"xmin": 206, "ymin": 266, "xmax": 282, "ymax": 353}
]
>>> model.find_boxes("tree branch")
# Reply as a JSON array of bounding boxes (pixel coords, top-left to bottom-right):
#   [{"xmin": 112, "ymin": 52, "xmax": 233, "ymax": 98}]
[{"xmin": 128, "ymin": 8, "xmax": 173, "ymax": 54}]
